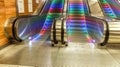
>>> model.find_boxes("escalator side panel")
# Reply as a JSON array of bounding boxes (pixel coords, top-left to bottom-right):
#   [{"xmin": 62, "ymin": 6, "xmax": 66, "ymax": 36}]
[{"xmin": 16, "ymin": 0, "xmax": 52, "ymax": 40}]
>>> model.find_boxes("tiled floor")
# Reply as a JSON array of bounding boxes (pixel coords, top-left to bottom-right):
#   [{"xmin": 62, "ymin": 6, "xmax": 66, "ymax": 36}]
[{"xmin": 0, "ymin": 40, "xmax": 120, "ymax": 67}]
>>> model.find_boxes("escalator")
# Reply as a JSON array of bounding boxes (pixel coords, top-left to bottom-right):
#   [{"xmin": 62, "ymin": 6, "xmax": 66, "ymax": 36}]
[
  {"xmin": 85, "ymin": 0, "xmax": 120, "ymax": 45},
  {"xmin": 97, "ymin": 0, "xmax": 120, "ymax": 44},
  {"xmin": 98, "ymin": 0, "xmax": 117, "ymax": 20},
  {"xmin": 4, "ymin": 0, "xmax": 119, "ymax": 46},
  {"xmin": 50, "ymin": 0, "xmax": 108, "ymax": 46},
  {"xmin": 67, "ymin": 0, "xmax": 106, "ymax": 43},
  {"xmin": 97, "ymin": 0, "xmax": 120, "ymax": 21},
  {"xmin": 4, "ymin": 0, "xmax": 65, "ymax": 43}
]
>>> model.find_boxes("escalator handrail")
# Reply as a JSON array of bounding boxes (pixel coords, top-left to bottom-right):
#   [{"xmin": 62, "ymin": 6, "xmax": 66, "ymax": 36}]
[
  {"xmin": 12, "ymin": 15, "xmax": 38, "ymax": 42},
  {"xmin": 38, "ymin": 0, "xmax": 50, "ymax": 15},
  {"xmin": 52, "ymin": 0, "xmax": 67, "ymax": 44},
  {"xmin": 12, "ymin": 17, "xmax": 22, "ymax": 42},
  {"xmin": 86, "ymin": 16, "xmax": 109, "ymax": 46},
  {"xmin": 12, "ymin": 0, "xmax": 50, "ymax": 41},
  {"xmin": 17, "ymin": 15, "xmax": 38, "ymax": 18},
  {"xmin": 61, "ymin": 18, "xmax": 65, "ymax": 44},
  {"xmin": 33, "ymin": 0, "xmax": 48, "ymax": 15},
  {"xmin": 101, "ymin": 18, "xmax": 109, "ymax": 46},
  {"xmin": 58, "ymin": 0, "xmax": 68, "ymax": 44},
  {"xmin": 53, "ymin": 19, "xmax": 57, "ymax": 44},
  {"xmin": 66, "ymin": 0, "xmax": 69, "ymax": 16}
]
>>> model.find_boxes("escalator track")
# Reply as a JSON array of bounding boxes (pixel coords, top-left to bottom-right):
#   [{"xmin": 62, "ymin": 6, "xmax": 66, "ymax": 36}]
[{"xmin": 67, "ymin": 0, "xmax": 93, "ymax": 42}]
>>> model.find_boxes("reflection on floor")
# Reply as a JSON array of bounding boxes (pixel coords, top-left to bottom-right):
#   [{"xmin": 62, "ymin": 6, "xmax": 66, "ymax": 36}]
[{"xmin": 0, "ymin": 40, "xmax": 120, "ymax": 67}]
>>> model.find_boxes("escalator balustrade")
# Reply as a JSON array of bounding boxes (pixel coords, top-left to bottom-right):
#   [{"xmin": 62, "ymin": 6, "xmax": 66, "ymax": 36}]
[{"xmin": 51, "ymin": 17, "xmax": 67, "ymax": 46}]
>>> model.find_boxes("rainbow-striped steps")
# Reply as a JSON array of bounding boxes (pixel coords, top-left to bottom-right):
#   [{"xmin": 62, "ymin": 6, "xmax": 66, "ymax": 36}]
[
  {"xmin": 99, "ymin": 0, "xmax": 117, "ymax": 19},
  {"xmin": 67, "ymin": 0, "xmax": 92, "ymax": 42},
  {"xmin": 33, "ymin": 0, "xmax": 65, "ymax": 40}
]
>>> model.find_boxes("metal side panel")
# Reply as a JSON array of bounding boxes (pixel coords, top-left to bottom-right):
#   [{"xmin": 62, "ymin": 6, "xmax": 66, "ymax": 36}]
[
  {"xmin": 33, "ymin": 0, "xmax": 47, "ymax": 15},
  {"xmin": 107, "ymin": 22, "xmax": 120, "ymax": 43},
  {"xmin": 88, "ymin": 0, "xmax": 104, "ymax": 17},
  {"xmin": 4, "ymin": 17, "xmax": 17, "ymax": 40}
]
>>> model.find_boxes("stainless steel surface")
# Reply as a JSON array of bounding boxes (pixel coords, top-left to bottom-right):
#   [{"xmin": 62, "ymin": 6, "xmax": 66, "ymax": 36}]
[
  {"xmin": 63, "ymin": 20, "xmax": 67, "ymax": 42},
  {"xmin": 4, "ymin": 17, "xmax": 17, "ymax": 40},
  {"xmin": 33, "ymin": 0, "xmax": 47, "ymax": 15},
  {"xmin": 87, "ymin": 0, "xmax": 104, "ymax": 18},
  {"xmin": 63, "ymin": 0, "xmax": 68, "ymax": 16},
  {"xmin": 85, "ymin": 0, "xmax": 120, "ymax": 45},
  {"xmin": 107, "ymin": 22, "xmax": 120, "ymax": 43},
  {"xmin": 51, "ymin": 18, "xmax": 67, "ymax": 46},
  {"xmin": 88, "ymin": 0, "xmax": 120, "ymax": 44},
  {"xmin": 0, "ymin": 41, "xmax": 120, "ymax": 66}
]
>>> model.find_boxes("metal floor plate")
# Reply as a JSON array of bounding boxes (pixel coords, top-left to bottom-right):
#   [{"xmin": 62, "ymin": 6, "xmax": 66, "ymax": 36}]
[{"xmin": 0, "ymin": 40, "xmax": 120, "ymax": 67}]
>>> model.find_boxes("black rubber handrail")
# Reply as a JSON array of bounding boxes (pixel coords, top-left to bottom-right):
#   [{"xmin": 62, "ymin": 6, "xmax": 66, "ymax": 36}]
[
  {"xmin": 62, "ymin": 0, "xmax": 65, "ymax": 16},
  {"xmin": 38, "ymin": 0, "xmax": 50, "ymax": 15},
  {"xmin": 93, "ymin": 0, "xmax": 110, "ymax": 45},
  {"xmin": 66, "ymin": 0, "xmax": 69, "ymax": 16},
  {"xmin": 61, "ymin": 19, "xmax": 64, "ymax": 44},
  {"xmin": 17, "ymin": 15, "xmax": 38, "ymax": 18},
  {"xmin": 100, "ymin": 18, "xmax": 109, "ymax": 46},
  {"xmin": 12, "ymin": 17, "xmax": 22, "ymax": 42},
  {"xmin": 53, "ymin": 19, "xmax": 58, "ymax": 44},
  {"xmin": 36, "ymin": 0, "xmax": 48, "ymax": 15}
]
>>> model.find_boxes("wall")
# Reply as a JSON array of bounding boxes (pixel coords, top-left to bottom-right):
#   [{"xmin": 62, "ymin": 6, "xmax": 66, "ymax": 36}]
[
  {"xmin": 4, "ymin": 0, "xmax": 16, "ymax": 18},
  {"xmin": 0, "ymin": 0, "xmax": 9, "ymax": 46},
  {"xmin": 18, "ymin": 0, "xmax": 38, "ymax": 16}
]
